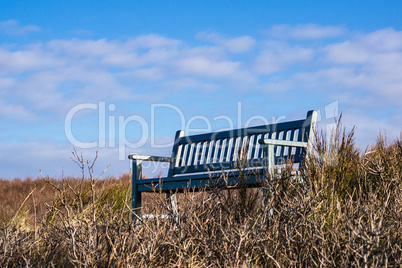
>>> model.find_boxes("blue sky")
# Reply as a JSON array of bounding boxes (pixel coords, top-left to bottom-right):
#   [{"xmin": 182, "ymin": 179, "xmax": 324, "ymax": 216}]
[{"xmin": 1, "ymin": 0, "xmax": 402, "ymax": 178}]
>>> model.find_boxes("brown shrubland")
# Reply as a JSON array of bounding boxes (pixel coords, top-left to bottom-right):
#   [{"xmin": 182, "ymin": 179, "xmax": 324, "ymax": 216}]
[{"xmin": 1, "ymin": 125, "xmax": 401, "ymax": 267}]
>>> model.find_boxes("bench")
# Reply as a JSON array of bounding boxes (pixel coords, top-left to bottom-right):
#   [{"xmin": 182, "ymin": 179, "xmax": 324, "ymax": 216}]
[{"xmin": 128, "ymin": 110, "xmax": 317, "ymax": 218}]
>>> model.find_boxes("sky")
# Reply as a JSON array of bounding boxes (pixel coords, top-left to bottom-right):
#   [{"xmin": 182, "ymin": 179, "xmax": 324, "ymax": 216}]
[{"xmin": 1, "ymin": 0, "xmax": 402, "ymax": 179}]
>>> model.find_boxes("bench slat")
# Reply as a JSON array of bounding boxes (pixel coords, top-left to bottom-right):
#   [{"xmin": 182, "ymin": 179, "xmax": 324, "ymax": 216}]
[
  {"xmin": 215, "ymin": 139, "xmax": 222, "ymax": 163},
  {"xmin": 204, "ymin": 141, "xmax": 210, "ymax": 164},
  {"xmin": 227, "ymin": 137, "xmax": 235, "ymax": 162},
  {"xmin": 252, "ymin": 134, "xmax": 261, "ymax": 159},
  {"xmin": 193, "ymin": 142, "xmax": 201, "ymax": 165},
  {"xmin": 206, "ymin": 140, "xmax": 214, "ymax": 164},
  {"xmin": 221, "ymin": 138, "xmax": 229, "ymax": 162},
  {"xmin": 187, "ymin": 143, "xmax": 195, "ymax": 166},
  {"xmin": 208, "ymin": 140, "xmax": 217, "ymax": 163},
  {"xmin": 180, "ymin": 144, "xmax": 188, "ymax": 167},
  {"xmin": 241, "ymin": 136, "xmax": 249, "ymax": 160},
  {"xmin": 237, "ymin": 136, "xmax": 245, "ymax": 160},
  {"xmin": 282, "ymin": 130, "xmax": 290, "ymax": 157},
  {"xmin": 283, "ymin": 130, "xmax": 291, "ymax": 157}
]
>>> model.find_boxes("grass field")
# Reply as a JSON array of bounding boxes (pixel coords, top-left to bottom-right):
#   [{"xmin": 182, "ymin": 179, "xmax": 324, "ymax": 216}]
[{"xmin": 1, "ymin": 125, "xmax": 402, "ymax": 267}]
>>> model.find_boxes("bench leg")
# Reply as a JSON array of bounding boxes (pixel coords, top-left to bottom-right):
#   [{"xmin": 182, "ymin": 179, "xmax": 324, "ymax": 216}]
[
  {"xmin": 262, "ymin": 188, "xmax": 267, "ymax": 206},
  {"xmin": 262, "ymin": 144, "xmax": 275, "ymax": 218},
  {"xmin": 132, "ymin": 160, "xmax": 142, "ymax": 222},
  {"xmin": 166, "ymin": 192, "xmax": 179, "ymax": 222}
]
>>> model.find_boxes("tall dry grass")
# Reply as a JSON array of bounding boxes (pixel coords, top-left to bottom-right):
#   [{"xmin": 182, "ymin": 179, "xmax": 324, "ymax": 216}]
[{"xmin": 1, "ymin": 125, "xmax": 401, "ymax": 267}]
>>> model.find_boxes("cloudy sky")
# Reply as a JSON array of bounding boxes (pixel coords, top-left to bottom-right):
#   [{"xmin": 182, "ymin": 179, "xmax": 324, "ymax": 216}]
[{"xmin": 1, "ymin": 0, "xmax": 402, "ymax": 179}]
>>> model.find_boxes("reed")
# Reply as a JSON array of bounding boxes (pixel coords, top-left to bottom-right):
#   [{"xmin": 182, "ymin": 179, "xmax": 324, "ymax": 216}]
[{"xmin": 1, "ymin": 125, "xmax": 401, "ymax": 267}]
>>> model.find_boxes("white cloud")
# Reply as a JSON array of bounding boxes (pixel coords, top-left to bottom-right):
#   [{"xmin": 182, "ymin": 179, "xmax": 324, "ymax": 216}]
[
  {"xmin": 127, "ymin": 34, "xmax": 182, "ymax": 49},
  {"xmin": 324, "ymin": 28, "xmax": 402, "ymax": 64},
  {"xmin": 254, "ymin": 42, "xmax": 314, "ymax": 74},
  {"xmin": 225, "ymin": 36, "xmax": 256, "ymax": 53},
  {"xmin": 0, "ymin": 47, "xmax": 60, "ymax": 75},
  {"xmin": 196, "ymin": 31, "xmax": 256, "ymax": 53},
  {"xmin": 0, "ymin": 77, "xmax": 15, "ymax": 91},
  {"xmin": 101, "ymin": 52, "xmax": 140, "ymax": 67},
  {"xmin": 303, "ymin": 29, "xmax": 402, "ymax": 108},
  {"xmin": 129, "ymin": 67, "xmax": 166, "ymax": 81},
  {"xmin": 174, "ymin": 56, "xmax": 241, "ymax": 78},
  {"xmin": 261, "ymin": 79, "xmax": 296, "ymax": 92},
  {"xmin": 0, "ymin": 142, "xmax": 107, "ymax": 179},
  {"xmin": 1, "ymin": 27, "xmax": 401, "ymax": 121},
  {"xmin": 0, "ymin": 139, "xmax": 174, "ymax": 179},
  {"xmin": 324, "ymin": 41, "xmax": 371, "ymax": 64},
  {"xmin": 2, "ymin": 26, "xmax": 402, "ymax": 178},
  {"xmin": 341, "ymin": 111, "xmax": 402, "ymax": 148},
  {"xmin": 270, "ymin": 24, "xmax": 346, "ymax": 40},
  {"xmin": 361, "ymin": 28, "xmax": 402, "ymax": 51},
  {"xmin": 0, "ymin": 33, "xmax": 255, "ymax": 120},
  {"xmin": 0, "ymin": 102, "xmax": 35, "ymax": 121},
  {"xmin": 0, "ymin": 20, "xmax": 41, "ymax": 35},
  {"xmin": 46, "ymin": 39, "xmax": 119, "ymax": 58},
  {"xmin": 161, "ymin": 78, "xmax": 219, "ymax": 91}
]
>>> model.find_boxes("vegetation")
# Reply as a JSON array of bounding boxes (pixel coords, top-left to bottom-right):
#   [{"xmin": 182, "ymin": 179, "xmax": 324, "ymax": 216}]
[{"xmin": 1, "ymin": 125, "xmax": 402, "ymax": 267}]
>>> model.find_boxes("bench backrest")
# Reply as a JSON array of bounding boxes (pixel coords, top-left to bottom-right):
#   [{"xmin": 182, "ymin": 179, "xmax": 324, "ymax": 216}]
[{"xmin": 168, "ymin": 110, "xmax": 317, "ymax": 176}]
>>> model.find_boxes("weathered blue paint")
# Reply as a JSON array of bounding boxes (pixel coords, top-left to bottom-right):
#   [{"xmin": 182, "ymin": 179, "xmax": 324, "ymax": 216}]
[{"xmin": 128, "ymin": 110, "xmax": 317, "ymax": 219}]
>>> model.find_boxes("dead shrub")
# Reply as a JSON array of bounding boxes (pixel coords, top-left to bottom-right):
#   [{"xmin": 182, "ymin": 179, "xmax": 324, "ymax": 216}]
[{"xmin": 1, "ymin": 126, "xmax": 402, "ymax": 267}]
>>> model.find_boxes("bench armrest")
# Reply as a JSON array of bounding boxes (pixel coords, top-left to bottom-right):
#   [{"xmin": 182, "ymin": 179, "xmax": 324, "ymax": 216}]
[
  {"xmin": 258, "ymin": 139, "xmax": 307, "ymax": 178},
  {"xmin": 128, "ymin": 154, "xmax": 172, "ymax": 162},
  {"xmin": 259, "ymin": 139, "xmax": 308, "ymax": 148}
]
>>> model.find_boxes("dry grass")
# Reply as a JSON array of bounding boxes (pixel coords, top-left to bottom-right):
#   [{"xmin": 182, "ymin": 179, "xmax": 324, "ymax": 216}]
[{"xmin": 1, "ymin": 126, "xmax": 402, "ymax": 267}]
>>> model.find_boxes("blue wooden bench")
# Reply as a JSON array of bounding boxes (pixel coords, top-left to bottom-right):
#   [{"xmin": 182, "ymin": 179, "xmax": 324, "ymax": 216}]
[{"xmin": 128, "ymin": 110, "xmax": 317, "ymax": 218}]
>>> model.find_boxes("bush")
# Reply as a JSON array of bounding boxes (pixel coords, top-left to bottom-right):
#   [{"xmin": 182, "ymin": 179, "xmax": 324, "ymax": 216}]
[{"xmin": 1, "ymin": 127, "xmax": 402, "ymax": 267}]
